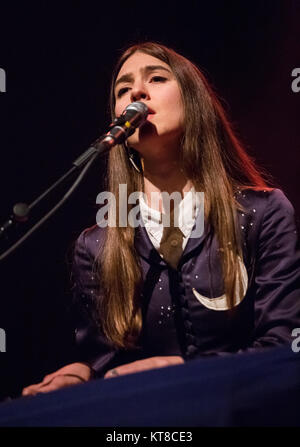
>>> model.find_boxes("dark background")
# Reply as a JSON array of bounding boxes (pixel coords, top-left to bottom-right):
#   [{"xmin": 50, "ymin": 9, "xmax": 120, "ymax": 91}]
[{"xmin": 0, "ymin": 0, "xmax": 299, "ymax": 399}]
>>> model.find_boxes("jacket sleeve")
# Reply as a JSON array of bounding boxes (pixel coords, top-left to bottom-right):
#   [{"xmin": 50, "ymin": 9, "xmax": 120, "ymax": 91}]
[
  {"xmin": 71, "ymin": 229, "xmax": 119, "ymax": 377},
  {"xmin": 239, "ymin": 189, "xmax": 300, "ymax": 352}
]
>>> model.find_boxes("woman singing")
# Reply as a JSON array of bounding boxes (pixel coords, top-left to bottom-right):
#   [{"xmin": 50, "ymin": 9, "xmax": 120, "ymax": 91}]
[{"xmin": 23, "ymin": 42, "xmax": 300, "ymax": 396}]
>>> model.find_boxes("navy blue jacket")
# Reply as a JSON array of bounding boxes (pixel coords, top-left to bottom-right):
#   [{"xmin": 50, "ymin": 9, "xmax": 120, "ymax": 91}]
[{"xmin": 72, "ymin": 188, "xmax": 300, "ymax": 377}]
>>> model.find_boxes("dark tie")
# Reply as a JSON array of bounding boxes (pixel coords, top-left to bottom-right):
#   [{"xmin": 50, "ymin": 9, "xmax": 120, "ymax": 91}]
[{"xmin": 159, "ymin": 207, "xmax": 184, "ymax": 269}]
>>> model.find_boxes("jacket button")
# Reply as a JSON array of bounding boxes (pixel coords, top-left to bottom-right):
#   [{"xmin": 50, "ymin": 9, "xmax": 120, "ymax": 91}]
[
  {"xmin": 184, "ymin": 320, "xmax": 193, "ymax": 331},
  {"xmin": 186, "ymin": 334, "xmax": 196, "ymax": 344},
  {"xmin": 186, "ymin": 345, "xmax": 198, "ymax": 357},
  {"xmin": 181, "ymin": 308, "xmax": 189, "ymax": 318}
]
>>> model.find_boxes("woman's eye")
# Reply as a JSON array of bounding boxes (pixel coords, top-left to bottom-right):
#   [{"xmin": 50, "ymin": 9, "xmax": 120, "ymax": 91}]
[
  {"xmin": 151, "ymin": 76, "xmax": 167, "ymax": 82},
  {"xmin": 117, "ymin": 87, "xmax": 129, "ymax": 97}
]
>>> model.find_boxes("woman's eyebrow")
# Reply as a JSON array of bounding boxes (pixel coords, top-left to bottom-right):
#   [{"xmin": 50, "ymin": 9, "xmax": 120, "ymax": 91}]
[
  {"xmin": 143, "ymin": 65, "xmax": 172, "ymax": 75},
  {"xmin": 115, "ymin": 65, "xmax": 171, "ymax": 89},
  {"xmin": 115, "ymin": 73, "xmax": 134, "ymax": 89}
]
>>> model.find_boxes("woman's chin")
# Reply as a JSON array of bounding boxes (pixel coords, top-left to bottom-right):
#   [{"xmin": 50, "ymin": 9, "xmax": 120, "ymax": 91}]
[
  {"xmin": 128, "ymin": 122, "xmax": 158, "ymax": 147},
  {"xmin": 139, "ymin": 120, "xmax": 157, "ymax": 137}
]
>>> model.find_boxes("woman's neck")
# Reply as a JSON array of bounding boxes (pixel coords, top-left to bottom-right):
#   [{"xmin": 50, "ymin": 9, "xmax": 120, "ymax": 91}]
[{"xmin": 142, "ymin": 158, "xmax": 192, "ymax": 212}]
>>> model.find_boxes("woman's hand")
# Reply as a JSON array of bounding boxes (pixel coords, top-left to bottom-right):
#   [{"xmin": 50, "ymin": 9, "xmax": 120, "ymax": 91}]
[
  {"xmin": 104, "ymin": 356, "xmax": 184, "ymax": 379},
  {"xmin": 22, "ymin": 362, "xmax": 93, "ymax": 397}
]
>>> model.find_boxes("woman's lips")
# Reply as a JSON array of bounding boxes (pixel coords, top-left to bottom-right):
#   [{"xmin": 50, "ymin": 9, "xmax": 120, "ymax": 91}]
[{"xmin": 146, "ymin": 107, "xmax": 156, "ymax": 120}]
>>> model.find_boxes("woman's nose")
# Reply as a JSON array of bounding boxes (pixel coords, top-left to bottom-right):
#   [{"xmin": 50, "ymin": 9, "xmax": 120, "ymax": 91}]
[{"xmin": 130, "ymin": 82, "xmax": 149, "ymax": 102}]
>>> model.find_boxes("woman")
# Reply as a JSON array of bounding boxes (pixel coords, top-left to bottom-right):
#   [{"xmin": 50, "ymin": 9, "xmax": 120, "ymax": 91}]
[{"xmin": 23, "ymin": 42, "xmax": 300, "ymax": 396}]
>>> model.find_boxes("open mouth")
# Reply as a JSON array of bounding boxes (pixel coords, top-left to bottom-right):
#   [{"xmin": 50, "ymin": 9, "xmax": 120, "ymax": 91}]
[{"xmin": 146, "ymin": 107, "xmax": 156, "ymax": 119}]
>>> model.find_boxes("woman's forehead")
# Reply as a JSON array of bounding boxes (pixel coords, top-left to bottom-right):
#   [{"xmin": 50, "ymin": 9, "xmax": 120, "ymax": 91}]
[{"xmin": 116, "ymin": 52, "xmax": 170, "ymax": 80}]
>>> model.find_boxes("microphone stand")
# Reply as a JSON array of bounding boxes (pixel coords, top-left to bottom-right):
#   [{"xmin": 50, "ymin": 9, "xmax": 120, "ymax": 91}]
[{"xmin": 0, "ymin": 134, "xmax": 117, "ymax": 262}]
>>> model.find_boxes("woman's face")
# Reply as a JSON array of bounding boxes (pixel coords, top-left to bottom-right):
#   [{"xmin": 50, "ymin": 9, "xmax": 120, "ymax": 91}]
[{"xmin": 114, "ymin": 51, "xmax": 184, "ymax": 158}]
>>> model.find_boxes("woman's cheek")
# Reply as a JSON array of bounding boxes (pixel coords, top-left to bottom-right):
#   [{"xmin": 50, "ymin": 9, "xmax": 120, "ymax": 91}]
[
  {"xmin": 114, "ymin": 99, "xmax": 127, "ymax": 116},
  {"xmin": 114, "ymin": 104, "xmax": 122, "ymax": 116}
]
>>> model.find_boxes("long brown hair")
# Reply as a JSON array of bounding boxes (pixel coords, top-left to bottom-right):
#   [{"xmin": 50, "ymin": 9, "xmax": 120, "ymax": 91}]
[{"xmin": 97, "ymin": 42, "xmax": 269, "ymax": 349}]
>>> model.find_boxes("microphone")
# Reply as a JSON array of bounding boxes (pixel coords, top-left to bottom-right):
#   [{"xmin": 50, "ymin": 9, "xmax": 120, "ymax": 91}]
[
  {"xmin": 102, "ymin": 101, "xmax": 149, "ymax": 146},
  {"xmin": 0, "ymin": 101, "xmax": 147, "ymax": 253},
  {"xmin": 73, "ymin": 102, "xmax": 149, "ymax": 168}
]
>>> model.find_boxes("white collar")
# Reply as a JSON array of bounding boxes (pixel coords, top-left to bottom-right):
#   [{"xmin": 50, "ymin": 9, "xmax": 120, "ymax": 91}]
[{"xmin": 139, "ymin": 187, "xmax": 200, "ymax": 242}]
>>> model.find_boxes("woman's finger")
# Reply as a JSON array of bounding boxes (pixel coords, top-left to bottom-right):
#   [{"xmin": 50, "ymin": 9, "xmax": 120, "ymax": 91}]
[
  {"xmin": 22, "ymin": 377, "xmax": 56, "ymax": 396},
  {"xmin": 22, "ymin": 375, "xmax": 82, "ymax": 396},
  {"xmin": 33, "ymin": 376, "xmax": 80, "ymax": 394}
]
